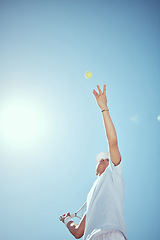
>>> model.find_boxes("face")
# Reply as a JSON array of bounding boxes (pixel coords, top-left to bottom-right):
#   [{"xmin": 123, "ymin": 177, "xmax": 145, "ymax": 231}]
[{"xmin": 96, "ymin": 158, "xmax": 109, "ymax": 176}]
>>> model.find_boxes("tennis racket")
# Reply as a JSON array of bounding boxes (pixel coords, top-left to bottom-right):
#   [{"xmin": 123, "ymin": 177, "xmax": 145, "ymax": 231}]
[{"xmin": 59, "ymin": 202, "xmax": 87, "ymax": 221}]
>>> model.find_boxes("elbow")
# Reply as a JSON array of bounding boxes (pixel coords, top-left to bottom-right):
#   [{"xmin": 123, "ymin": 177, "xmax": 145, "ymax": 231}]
[
  {"xmin": 74, "ymin": 231, "xmax": 83, "ymax": 239},
  {"xmin": 75, "ymin": 233, "xmax": 81, "ymax": 239}
]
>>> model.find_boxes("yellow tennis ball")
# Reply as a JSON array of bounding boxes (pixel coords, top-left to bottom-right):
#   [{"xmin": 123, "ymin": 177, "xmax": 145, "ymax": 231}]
[{"xmin": 85, "ymin": 71, "xmax": 92, "ymax": 79}]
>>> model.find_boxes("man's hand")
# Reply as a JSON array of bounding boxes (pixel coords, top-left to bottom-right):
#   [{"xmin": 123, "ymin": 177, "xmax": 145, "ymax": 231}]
[
  {"xmin": 61, "ymin": 212, "xmax": 71, "ymax": 223},
  {"xmin": 93, "ymin": 84, "xmax": 108, "ymax": 110}
]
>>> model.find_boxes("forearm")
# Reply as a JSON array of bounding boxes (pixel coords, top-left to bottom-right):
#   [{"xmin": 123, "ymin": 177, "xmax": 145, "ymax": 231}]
[
  {"xmin": 101, "ymin": 108, "xmax": 118, "ymax": 146},
  {"xmin": 66, "ymin": 221, "xmax": 79, "ymax": 239},
  {"xmin": 64, "ymin": 215, "xmax": 86, "ymax": 239}
]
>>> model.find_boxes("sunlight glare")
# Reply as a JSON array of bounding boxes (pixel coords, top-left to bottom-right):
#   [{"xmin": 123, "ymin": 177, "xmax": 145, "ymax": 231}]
[{"xmin": 0, "ymin": 98, "xmax": 48, "ymax": 150}]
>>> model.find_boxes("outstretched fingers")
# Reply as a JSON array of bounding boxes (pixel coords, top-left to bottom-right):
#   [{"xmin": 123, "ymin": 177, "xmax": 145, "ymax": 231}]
[
  {"xmin": 93, "ymin": 89, "xmax": 99, "ymax": 98},
  {"xmin": 93, "ymin": 84, "xmax": 106, "ymax": 98},
  {"xmin": 103, "ymin": 84, "xmax": 106, "ymax": 94},
  {"xmin": 97, "ymin": 85, "xmax": 102, "ymax": 94}
]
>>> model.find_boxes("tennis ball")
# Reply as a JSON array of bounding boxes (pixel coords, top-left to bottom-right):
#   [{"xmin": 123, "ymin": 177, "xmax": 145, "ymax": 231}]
[{"xmin": 85, "ymin": 71, "xmax": 92, "ymax": 79}]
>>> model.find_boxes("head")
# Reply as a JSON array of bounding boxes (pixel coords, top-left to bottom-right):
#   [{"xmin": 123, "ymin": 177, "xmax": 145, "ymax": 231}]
[{"xmin": 96, "ymin": 152, "xmax": 110, "ymax": 176}]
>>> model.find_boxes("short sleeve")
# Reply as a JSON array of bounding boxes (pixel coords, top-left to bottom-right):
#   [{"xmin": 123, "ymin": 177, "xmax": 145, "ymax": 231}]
[
  {"xmin": 113, "ymin": 161, "xmax": 122, "ymax": 175},
  {"xmin": 108, "ymin": 160, "xmax": 122, "ymax": 175},
  {"xmin": 112, "ymin": 161, "xmax": 125, "ymax": 198}
]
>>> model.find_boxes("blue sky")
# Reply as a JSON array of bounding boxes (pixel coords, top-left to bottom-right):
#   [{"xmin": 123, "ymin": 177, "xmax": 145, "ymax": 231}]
[{"xmin": 0, "ymin": 0, "xmax": 160, "ymax": 239}]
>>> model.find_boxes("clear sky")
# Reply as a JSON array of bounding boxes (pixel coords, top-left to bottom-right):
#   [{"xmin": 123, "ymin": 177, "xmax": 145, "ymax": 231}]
[{"xmin": 0, "ymin": 0, "xmax": 160, "ymax": 239}]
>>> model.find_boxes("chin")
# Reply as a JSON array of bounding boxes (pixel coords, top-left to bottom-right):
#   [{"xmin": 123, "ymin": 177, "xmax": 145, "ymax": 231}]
[{"xmin": 96, "ymin": 163, "xmax": 108, "ymax": 175}]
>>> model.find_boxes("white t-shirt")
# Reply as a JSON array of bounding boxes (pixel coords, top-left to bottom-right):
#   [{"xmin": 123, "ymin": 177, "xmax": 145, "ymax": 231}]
[{"xmin": 83, "ymin": 161, "xmax": 127, "ymax": 240}]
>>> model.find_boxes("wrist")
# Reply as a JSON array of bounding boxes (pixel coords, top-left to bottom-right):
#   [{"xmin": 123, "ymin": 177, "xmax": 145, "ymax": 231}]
[
  {"xmin": 101, "ymin": 107, "xmax": 109, "ymax": 112},
  {"xmin": 64, "ymin": 216, "xmax": 72, "ymax": 226},
  {"xmin": 100, "ymin": 105, "xmax": 108, "ymax": 110}
]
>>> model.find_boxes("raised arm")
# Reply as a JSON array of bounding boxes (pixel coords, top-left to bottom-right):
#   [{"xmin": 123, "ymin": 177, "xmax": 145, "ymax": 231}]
[{"xmin": 93, "ymin": 84, "xmax": 121, "ymax": 166}]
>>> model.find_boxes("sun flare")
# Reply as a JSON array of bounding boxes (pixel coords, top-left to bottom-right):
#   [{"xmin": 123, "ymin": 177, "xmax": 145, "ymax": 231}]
[{"xmin": 0, "ymin": 97, "xmax": 48, "ymax": 150}]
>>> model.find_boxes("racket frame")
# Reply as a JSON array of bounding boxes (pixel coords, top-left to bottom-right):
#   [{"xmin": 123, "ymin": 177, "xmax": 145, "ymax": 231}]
[{"xmin": 59, "ymin": 202, "xmax": 86, "ymax": 221}]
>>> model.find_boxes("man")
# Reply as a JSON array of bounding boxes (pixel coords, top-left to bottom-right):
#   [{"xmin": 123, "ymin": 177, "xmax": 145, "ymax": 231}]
[{"xmin": 61, "ymin": 84, "xmax": 127, "ymax": 240}]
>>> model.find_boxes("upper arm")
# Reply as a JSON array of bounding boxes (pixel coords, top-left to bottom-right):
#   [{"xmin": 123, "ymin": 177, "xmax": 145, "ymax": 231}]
[
  {"xmin": 109, "ymin": 143, "xmax": 121, "ymax": 166},
  {"xmin": 75, "ymin": 215, "xmax": 86, "ymax": 239}
]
